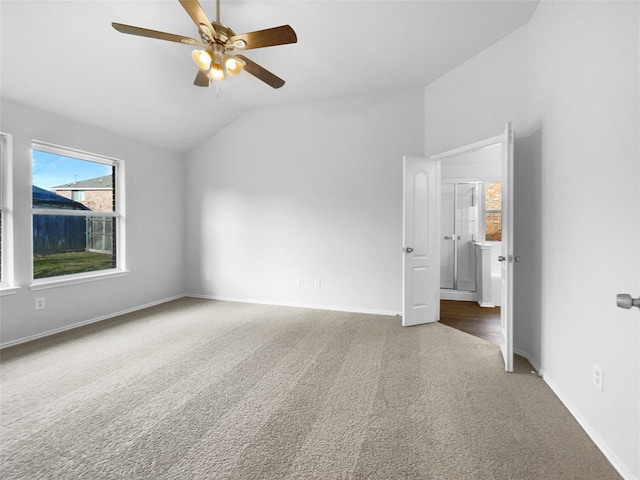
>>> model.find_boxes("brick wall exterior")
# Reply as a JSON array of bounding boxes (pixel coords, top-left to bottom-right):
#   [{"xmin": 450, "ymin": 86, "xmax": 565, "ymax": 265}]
[{"xmin": 485, "ymin": 182, "xmax": 502, "ymax": 241}]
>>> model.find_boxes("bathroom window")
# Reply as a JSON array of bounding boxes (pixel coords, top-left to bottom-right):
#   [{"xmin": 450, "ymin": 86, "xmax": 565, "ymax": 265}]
[{"xmin": 485, "ymin": 181, "xmax": 502, "ymax": 241}]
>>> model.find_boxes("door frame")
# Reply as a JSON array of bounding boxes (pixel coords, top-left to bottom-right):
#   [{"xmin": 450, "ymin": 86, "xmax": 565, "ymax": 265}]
[{"xmin": 430, "ymin": 125, "xmax": 515, "ymax": 371}]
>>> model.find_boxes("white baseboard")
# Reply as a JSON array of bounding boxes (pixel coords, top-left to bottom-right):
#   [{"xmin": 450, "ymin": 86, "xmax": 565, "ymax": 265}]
[
  {"xmin": 186, "ymin": 294, "xmax": 402, "ymax": 317},
  {"xmin": 477, "ymin": 301, "xmax": 496, "ymax": 308},
  {"xmin": 440, "ymin": 290, "xmax": 478, "ymax": 302},
  {"xmin": 0, "ymin": 294, "xmax": 186, "ymax": 349},
  {"xmin": 507, "ymin": 348, "xmax": 634, "ymax": 479},
  {"xmin": 541, "ymin": 373, "xmax": 637, "ymax": 480}
]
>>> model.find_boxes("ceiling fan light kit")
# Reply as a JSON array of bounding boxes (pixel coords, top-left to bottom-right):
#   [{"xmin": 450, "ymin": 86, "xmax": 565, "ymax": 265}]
[
  {"xmin": 207, "ymin": 58, "xmax": 226, "ymax": 81},
  {"xmin": 112, "ymin": 0, "xmax": 296, "ymax": 89},
  {"xmin": 225, "ymin": 57, "xmax": 243, "ymax": 77},
  {"xmin": 191, "ymin": 49, "xmax": 213, "ymax": 70}
]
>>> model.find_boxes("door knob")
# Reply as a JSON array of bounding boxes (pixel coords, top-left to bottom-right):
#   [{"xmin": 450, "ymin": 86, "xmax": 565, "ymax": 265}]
[
  {"xmin": 498, "ymin": 256, "xmax": 506, "ymax": 262},
  {"xmin": 404, "ymin": 247, "xmax": 414, "ymax": 253},
  {"xmin": 444, "ymin": 236, "xmax": 453, "ymax": 240},
  {"xmin": 616, "ymin": 293, "xmax": 640, "ymax": 309}
]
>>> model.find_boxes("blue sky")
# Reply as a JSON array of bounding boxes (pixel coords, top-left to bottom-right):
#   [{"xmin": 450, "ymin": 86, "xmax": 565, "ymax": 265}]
[{"xmin": 33, "ymin": 150, "xmax": 112, "ymax": 190}]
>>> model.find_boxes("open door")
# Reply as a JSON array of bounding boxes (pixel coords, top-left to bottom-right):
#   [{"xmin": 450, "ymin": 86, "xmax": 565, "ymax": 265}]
[
  {"xmin": 429, "ymin": 123, "xmax": 515, "ymax": 371},
  {"xmin": 499, "ymin": 122, "xmax": 515, "ymax": 372},
  {"xmin": 402, "ymin": 156, "xmax": 440, "ymax": 326}
]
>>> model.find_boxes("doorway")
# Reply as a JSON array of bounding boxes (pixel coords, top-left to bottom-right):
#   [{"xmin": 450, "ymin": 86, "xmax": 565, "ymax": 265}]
[
  {"xmin": 402, "ymin": 124, "xmax": 514, "ymax": 370},
  {"xmin": 428, "ymin": 123, "xmax": 515, "ymax": 371}
]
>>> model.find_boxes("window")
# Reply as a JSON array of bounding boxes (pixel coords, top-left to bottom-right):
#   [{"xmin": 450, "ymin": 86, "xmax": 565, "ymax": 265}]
[
  {"xmin": 0, "ymin": 132, "xmax": 15, "ymax": 292},
  {"xmin": 71, "ymin": 190, "xmax": 86, "ymax": 202},
  {"xmin": 485, "ymin": 181, "xmax": 502, "ymax": 241},
  {"xmin": 31, "ymin": 141, "xmax": 126, "ymax": 285}
]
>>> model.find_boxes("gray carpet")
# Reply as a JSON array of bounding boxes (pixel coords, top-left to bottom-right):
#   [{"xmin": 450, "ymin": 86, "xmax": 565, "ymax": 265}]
[{"xmin": 0, "ymin": 297, "xmax": 620, "ymax": 479}]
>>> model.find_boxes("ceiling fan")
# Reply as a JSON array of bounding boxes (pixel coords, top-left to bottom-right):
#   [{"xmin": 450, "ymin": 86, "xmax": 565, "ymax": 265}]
[{"xmin": 112, "ymin": 0, "xmax": 297, "ymax": 89}]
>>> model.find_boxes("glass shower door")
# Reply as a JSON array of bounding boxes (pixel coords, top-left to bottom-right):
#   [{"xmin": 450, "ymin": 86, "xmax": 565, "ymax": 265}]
[
  {"xmin": 440, "ymin": 184, "xmax": 455, "ymax": 289},
  {"xmin": 440, "ymin": 182, "xmax": 479, "ymax": 292},
  {"xmin": 456, "ymin": 183, "xmax": 478, "ymax": 292}
]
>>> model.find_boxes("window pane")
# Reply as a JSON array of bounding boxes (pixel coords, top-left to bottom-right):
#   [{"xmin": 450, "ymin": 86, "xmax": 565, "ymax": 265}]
[
  {"xmin": 33, "ymin": 215, "xmax": 116, "ymax": 279},
  {"xmin": 485, "ymin": 213, "xmax": 502, "ymax": 241},
  {"xmin": 485, "ymin": 181, "xmax": 502, "ymax": 211},
  {"xmin": 33, "ymin": 150, "xmax": 114, "ymax": 213},
  {"xmin": 71, "ymin": 190, "xmax": 86, "ymax": 202}
]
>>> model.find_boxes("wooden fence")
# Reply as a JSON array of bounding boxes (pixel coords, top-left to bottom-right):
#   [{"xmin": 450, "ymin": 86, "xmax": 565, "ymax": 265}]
[
  {"xmin": 33, "ymin": 216, "xmax": 114, "ymax": 255},
  {"xmin": 87, "ymin": 217, "xmax": 113, "ymax": 254}
]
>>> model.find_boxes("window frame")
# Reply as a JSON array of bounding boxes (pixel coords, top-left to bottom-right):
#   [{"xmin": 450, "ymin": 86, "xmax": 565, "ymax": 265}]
[
  {"xmin": 30, "ymin": 141, "xmax": 127, "ymax": 290},
  {"xmin": 0, "ymin": 132, "xmax": 17, "ymax": 295}
]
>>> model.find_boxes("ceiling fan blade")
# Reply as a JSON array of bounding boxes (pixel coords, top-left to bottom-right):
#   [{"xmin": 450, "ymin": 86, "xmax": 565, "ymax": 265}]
[
  {"xmin": 194, "ymin": 69, "xmax": 210, "ymax": 87},
  {"xmin": 230, "ymin": 25, "xmax": 297, "ymax": 50},
  {"xmin": 179, "ymin": 0, "xmax": 217, "ymax": 42},
  {"xmin": 112, "ymin": 23, "xmax": 204, "ymax": 46},
  {"xmin": 235, "ymin": 55, "xmax": 285, "ymax": 89}
]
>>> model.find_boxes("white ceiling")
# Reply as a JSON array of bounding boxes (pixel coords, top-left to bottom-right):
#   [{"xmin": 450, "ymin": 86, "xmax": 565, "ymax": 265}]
[{"xmin": 1, "ymin": 0, "xmax": 539, "ymax": 153}]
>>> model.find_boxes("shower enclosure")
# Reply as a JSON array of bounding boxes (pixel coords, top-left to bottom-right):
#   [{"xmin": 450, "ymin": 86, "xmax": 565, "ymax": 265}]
[{"xmin": 441, "ymin": 182, "xmax": 480, "ymax": 294}]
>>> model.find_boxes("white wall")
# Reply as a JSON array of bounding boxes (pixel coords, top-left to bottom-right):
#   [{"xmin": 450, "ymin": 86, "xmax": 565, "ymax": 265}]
[
  {"xmin": 425, "ymin": 23, "xmax": 537, "ymax": 358},
  {"xmin": 0, "ymin": 99, "xmax": 186, "ymax": 346},
  {"xmin": 425, "ymin": 26, "xmax": 530, "ymax": 157},
  {"xmin": 425, "ymin": 2, "xmax": 639, "ymax": 477},
  {"xmin": 185, "ymin": 88, "xmax": 425, "ymax": 314},
  {"xmin": 527, "ymin": 2, "xmax": 639, "ymax": 478},
  {"xmin": 441, "ymin": 142, "xmax": 502, "ymax": 181}
]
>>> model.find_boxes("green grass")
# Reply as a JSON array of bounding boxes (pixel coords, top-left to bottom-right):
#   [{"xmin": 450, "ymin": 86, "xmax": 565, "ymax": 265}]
[{"xmin": 33, "ymin": 251, "xmax": 115, "ymax": 279}]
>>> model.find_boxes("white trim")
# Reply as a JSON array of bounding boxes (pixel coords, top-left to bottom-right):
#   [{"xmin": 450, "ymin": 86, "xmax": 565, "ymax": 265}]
[
  {"xmin": 430, "ymin": 134, "xmax": 503, "ymax": 160},
  {"xmin": 0, "ymin": 294, "xmax": 185, "ymax": 349},
  {"xmin": 0, "ymin": 132, "xmax": 14, "ymax": 289},
  {"xmin": 440, "ymin": 290, "xmax": 478, "ymax": 302},
  {"xmin": 0, "ymin": 286, "xmax": 20, "ymax": 296},
  {"xmin": 187, "ymin": 294, "xmax": 402, "ymax": 317},
  {"xmin": 30, "ymin": 269, "xmax": 129, "ymax": 291},
  {"xmin": 32, "ymin": 140, "xmax": 121, "ymax": 167},
  {"xmin": 32, "ymin": 209, "xmax": 117, "ymax": 217},
  {"xmin": 516, "ymin": 347, "xmax": 635, "ymax": 479},
  {"xmin": 542, "ymin": 373, "xmax": 636, "ymax": 480}
]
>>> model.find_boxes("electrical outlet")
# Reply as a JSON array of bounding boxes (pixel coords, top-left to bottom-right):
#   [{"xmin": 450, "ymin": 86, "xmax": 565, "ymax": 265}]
[
  {"xmin": 205, "ymin": 272, "xmax": 211, "ymax": 281},
  {"xmin": 293, "ymin": 277, "xmax": 301, "ymax": 288},
  {"xmin": 35, "ymin": 297, "xmax": 46, "ymax": 311},
  {"xmin": 314, "ymin": 279, "xmax": 321, "ymax": 289},
  {"xmin": 593, "ymin": 364, "xmax": 604, "ymax": 392}
]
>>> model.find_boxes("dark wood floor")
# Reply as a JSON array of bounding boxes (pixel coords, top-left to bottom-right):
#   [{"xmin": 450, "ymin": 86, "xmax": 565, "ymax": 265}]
[{"xmin": 439, "ymin": 300, "xmax": 502, "ymax": 345}]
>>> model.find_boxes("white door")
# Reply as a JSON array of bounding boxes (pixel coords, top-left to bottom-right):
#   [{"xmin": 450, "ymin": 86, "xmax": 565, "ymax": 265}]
[
  {"xmin": 402, "ymin": 156, "xmax": 440, "ymax": 326},
  {"xmin": 499, "ymin": 122, "xmax": 515, "ymax": 372}
]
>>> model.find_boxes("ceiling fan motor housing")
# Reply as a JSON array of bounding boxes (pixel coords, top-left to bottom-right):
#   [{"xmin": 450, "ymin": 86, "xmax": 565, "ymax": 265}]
[{"xmin": 209, "ymin": 22, "xmax": 236, "ymax": 46}]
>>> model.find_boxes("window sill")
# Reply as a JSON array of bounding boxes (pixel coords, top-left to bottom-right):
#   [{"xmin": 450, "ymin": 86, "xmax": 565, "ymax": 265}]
[
  {"xmin": 0, "ymin": 286, "xmax": 20, "ymax": 296},
  {"xmin": 30, "ymin": 269, "xmax": 130, "ymax": 291}
]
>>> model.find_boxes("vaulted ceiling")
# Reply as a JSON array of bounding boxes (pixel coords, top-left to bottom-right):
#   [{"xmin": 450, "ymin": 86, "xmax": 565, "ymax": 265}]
[{"xmin": 1, "ymin": 1, "xmax": 539, "ymax": 153}]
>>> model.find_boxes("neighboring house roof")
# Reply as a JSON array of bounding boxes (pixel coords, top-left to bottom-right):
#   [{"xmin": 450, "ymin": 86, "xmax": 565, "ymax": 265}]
[
  {"xmin": 32, "ymin": 186, "xmax": 90, "ymax": 210},
  {"xmin": 52, "ymin": 175, "xmax": 113, "ymax": 190}
]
